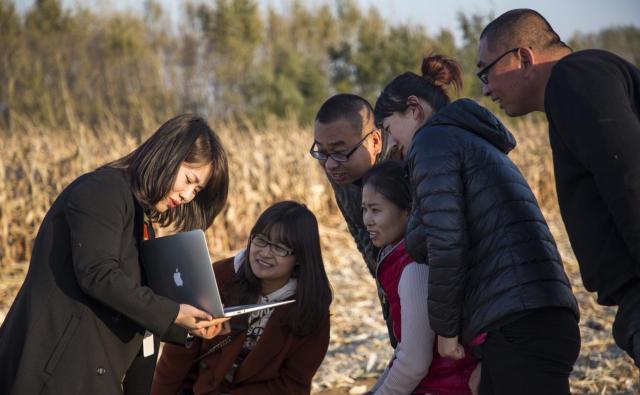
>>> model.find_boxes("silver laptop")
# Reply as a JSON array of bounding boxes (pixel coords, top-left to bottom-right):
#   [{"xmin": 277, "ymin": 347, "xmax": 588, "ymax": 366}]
[{"xmin": 141, "ymin": 229, "xmax": 294, "ymax": 318}]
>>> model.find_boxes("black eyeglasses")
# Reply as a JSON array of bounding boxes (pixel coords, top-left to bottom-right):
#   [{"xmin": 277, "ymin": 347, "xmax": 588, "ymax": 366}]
[
  {"xmin": 476, "ymin": 47, "xmax": 520, "ymax": 84},
  {"xmin": 250, "ymin": 234, "xmax": 294, "ymax": 257},
  {"xmin": 309, "ymin": 129, "xmax": 377, "ymax": 163}
]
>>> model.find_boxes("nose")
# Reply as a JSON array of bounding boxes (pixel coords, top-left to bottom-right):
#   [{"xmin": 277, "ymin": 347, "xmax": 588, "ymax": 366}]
[
  {"xmin": 179, "ymin": 185, "xmax": 198, "ymax": 203},
  {"xmin": 482, "ymin": 83, "xmax": 491, "ymax": 97},
  {"xmin": 387, "ymin": 133, "xmax": 398, "ymax": 148},
  {"xmin": 256, "ymin": 244, "xmax": 275, "ymax": 257},
  {"xmin": 324, "ymin": 156, "xmax": 340, "ymax": 171},
  {"xmin": 363, "ymin": 210, "xmax": 373, "ymax": 227}
]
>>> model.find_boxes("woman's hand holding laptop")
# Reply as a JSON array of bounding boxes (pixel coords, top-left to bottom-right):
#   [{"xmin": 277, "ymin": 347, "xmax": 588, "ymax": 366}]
[{"xmin": 174, "ymin": 303, "xmax": 230, "ymax": 339}]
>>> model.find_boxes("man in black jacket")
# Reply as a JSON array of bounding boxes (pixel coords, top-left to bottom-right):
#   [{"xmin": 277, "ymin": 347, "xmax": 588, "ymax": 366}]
[{"xmin": 477, "ymin": 8, "xmax": 640, "ymax": 367}]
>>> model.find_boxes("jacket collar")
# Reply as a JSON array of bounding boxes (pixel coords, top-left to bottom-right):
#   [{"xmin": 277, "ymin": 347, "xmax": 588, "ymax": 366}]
[
  {"xmin": 233, "ymin": 249, "xmax": 246, "ymax": 271},
  {"xmin": 375, "ymin": 239, "xmax": 410, "ymax": 280},
  {"xmin": 377, "ymin": 239, "xmax": 406, "ymax": 263}
]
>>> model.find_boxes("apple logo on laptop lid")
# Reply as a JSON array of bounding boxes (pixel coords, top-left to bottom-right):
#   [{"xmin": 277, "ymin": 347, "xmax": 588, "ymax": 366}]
[{"xmin": 173, "ymin": 268, "xmax": 184, "ymax": 287}]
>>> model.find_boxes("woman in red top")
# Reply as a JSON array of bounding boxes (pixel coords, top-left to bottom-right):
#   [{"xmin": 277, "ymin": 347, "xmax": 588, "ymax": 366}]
[{"xmin": 362, "ymin": 161, "xmax": 482, "ymax": 395}]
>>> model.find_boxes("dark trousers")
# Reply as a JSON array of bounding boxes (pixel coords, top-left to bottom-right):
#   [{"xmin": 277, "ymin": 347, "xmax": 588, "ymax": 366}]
[
  {"xmin": 122, "ymin": 336, "xmax": 160, "ymax": 395},
  {"xmin": 479, "ymin": 308, "xmax": 580, "ymax": 395},
  {"xmin": 612, "ymin": 279, "xmax": 640, "ymax": 365}
]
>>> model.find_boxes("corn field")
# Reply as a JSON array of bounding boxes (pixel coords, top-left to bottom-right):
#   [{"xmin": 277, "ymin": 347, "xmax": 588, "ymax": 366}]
[{"xmin": 0, "ymin": 114, "xmax": 638, "ymax": 394}]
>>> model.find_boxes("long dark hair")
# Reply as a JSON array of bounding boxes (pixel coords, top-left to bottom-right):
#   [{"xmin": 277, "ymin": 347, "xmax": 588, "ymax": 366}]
[
  {"xmin": 229, "ymin": 201, "xmax": 333, "ymax": 337},
  {"xmin": 362, "ymin": 161, "xmax": 411, "ymax": 211},
  {"xmin": 108, "ymin": 114, "xmax": 229, "ymax": 231},
  {"xmin": 374, "ymin": 54, "xmax": 463, "ymax": 126}
]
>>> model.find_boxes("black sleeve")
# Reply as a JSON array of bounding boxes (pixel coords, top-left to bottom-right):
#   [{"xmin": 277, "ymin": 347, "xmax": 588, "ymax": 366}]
[
  {"xmin": 161, "ymin": 325, "xmax": 191, "ymax": 345},
  {"xmin": 547, "ymin": 56, "xmax": 640, "ymax": 269},
  {"xmin": 409, "ymin": 128, "xmax": 469, "ymax": 338},
  {"xmin": 64, "ymin": 171, "xmax": 179, "ymax": 337}
]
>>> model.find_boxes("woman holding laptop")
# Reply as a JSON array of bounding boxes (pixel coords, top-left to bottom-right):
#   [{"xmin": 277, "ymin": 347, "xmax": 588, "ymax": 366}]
[
  {"xmin": 152, "ymin": 201, "xmax": 333, "ymax": 395},
  {"xmin": 0, "ymin": 114, "xmax": 230, "ymax": 395}
]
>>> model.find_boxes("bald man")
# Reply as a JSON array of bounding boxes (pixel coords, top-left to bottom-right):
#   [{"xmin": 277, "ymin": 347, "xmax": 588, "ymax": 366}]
[{"xmin": 477, "ymin": 8, "xmax": 640, "ymax": 369}]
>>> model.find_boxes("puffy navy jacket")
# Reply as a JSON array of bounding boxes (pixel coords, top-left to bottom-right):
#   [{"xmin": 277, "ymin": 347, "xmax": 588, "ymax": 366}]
[{"xmin": 405, "ymin": 99, "xmax": 579, "ymax": 343}]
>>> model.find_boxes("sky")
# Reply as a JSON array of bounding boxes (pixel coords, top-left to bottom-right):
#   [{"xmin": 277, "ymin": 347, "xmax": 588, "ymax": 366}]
[
  {"xmin": 14, "ymin": 0, "xmax": 640, "ymax": 44},
  {"xmin": 354, "ymin": 0, "xmax": 640, "ymax": 42}
]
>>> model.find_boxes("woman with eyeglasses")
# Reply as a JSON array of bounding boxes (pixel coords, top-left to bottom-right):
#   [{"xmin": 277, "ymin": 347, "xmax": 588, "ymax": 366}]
[
  {"xmin": 373, "ymin": 54, "xmax": 579, "ymax": 394},
  {"xmin": 152, "ymin": 201, "xmax": 333, "ymax": 395}
]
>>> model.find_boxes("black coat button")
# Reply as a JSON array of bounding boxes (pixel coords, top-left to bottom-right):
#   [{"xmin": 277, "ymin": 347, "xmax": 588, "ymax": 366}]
[{"xmin": 96, "ymin": 367, "xmax": 106, "ymax": 375}]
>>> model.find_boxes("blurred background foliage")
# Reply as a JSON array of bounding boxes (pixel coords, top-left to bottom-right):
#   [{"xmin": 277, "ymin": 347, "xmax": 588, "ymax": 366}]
[{"xmin": 1, "ymin": 0, "xmax": 639, "ymax": 132}]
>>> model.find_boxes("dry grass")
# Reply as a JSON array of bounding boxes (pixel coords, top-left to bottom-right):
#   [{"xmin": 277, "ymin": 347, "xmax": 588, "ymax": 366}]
[{"xmin": 0, "ymin": 114, "xmax": 637, "ymax": 394}]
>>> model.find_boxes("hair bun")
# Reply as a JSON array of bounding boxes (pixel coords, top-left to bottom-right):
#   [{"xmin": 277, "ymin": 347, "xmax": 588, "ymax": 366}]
[{"xmin": 421, "ymin": 54, "xmax": 463, "ymax": 93}]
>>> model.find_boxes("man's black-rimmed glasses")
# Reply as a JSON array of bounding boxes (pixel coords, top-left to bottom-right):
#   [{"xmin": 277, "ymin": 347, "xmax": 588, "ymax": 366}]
[
  {"xmin": 309, "ymin": 129, "xmax": 377, "ymax": 163},
  {"xmin": 476, "ymin": 47, "xmax": 520, "ymax": 84}
]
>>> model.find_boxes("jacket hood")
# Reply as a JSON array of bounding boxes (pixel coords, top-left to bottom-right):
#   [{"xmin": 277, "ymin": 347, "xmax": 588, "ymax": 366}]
[{"xmin": 423, "ymin": 98, "xmax": 516, "ymax": 153}]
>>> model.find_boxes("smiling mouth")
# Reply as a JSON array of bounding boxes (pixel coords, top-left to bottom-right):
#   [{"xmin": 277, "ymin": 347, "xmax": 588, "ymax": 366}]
[
  {"xmin": 330, "ymin": 173, "xmax": 347, "ymax": 181},
  {"xmin": 256, "ymin": 258, "xmax": 275, "ymax": 268}
]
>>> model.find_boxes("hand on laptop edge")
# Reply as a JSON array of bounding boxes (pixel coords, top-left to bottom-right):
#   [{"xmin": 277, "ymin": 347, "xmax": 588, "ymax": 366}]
[
  {"xmin": 203, "ymin": 320, "xmax": 231, "ymax": 339},
  {"xmin": 189, "ymin": 320, "xmax": 230, "ymax": 339},
  {"xmin": 175, "ymin": 303, "xmax": 230, "ymax": 339}
]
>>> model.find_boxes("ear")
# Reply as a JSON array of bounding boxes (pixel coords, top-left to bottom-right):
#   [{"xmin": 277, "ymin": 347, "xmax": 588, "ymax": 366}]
[
  {"xmin": 407, "ymin": 95, "xmax": 425, "ymax": 123},
  {"xmin": 407, "ymin": 95, "xmax": 432, "ymax": 123},
  {"xmin": 519, "ymin": 47, "xmax": 536, "ymax": 78},
  {"xmin": 370, "ymin": 128, "xmax": 383, "ymax": 155}
]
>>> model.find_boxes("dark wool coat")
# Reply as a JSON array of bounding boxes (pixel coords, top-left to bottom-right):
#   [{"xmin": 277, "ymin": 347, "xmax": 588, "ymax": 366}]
[{"xmin": 0, "ymin": 167, "xmax": 184, "ymax": 394}]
